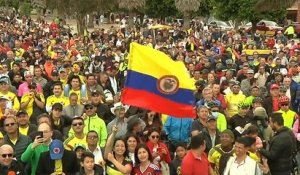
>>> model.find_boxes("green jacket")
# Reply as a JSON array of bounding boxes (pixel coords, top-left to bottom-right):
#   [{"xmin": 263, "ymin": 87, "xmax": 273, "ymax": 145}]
[
  {"xmin": 216, "ymin": 112, "xmax": 227, "ymax": 132},
  {"xmin": 21, "ymin": 143, "xmax": 49, "ymax": 175},
  {"xmin": 69, "ymin": 114, "xmax": 107, "ymax": 147}
]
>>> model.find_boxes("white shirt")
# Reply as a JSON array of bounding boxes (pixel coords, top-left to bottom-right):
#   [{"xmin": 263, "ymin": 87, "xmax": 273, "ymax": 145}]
[
  {"xmin": 224, "ymin": 156, "xmax": 262, "ymax": 175},
  {"xmin": 87, "ymin": 146, "xmax": 103, "ymax": 164},
  {"xmin": 109, "ymin": 76, "xmax": 118, "ymax": 94}
]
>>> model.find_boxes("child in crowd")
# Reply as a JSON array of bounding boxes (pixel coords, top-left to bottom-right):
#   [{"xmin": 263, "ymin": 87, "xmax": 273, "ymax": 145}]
[
  {"xmin": 76, "ymin": 151, "xmax": 104, "ymax": 175},
  {"xmin": 170, "ymin": 143, "xmax": 187, "ymax": 175}
]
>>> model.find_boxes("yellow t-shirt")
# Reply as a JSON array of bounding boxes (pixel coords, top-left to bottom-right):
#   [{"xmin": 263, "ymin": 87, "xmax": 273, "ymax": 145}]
[
  {"xmin": 68, "ymin": 89, "xmax": 87, "ymax": 104},
  {"xmin": 63, "ymin": 135, "xmax": 87, "ymax": 151},
  {"xmin": 225, "ymin": 93, "xmax": 246, "ymax": 118},
  {"xmin": 46, "ymin": 94, "xmax": 69, "ymax": 112},
  {"xmin": 60, "ymin": 78, "xmax": 68, "ymax": 87},
  {"xmin": 0, "ymin": 91, "xmax": 20, "ymax": 111},
  {"xmin": 19, "ymin": 126, "xmax": 29, "ymax": 136},
  {"xmin": 21, "ymin": 93, "xmax": 45, "ymax": 118}
]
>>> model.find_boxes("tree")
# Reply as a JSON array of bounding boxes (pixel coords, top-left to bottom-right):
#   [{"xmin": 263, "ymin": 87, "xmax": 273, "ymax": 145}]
[
  {"xmin": 19, "ymin": 1, "xmax": 32, "ymax": 17},
  {"xmin": 31, "ymin": 0, "xmax": 46, "ymax": 20},
  {"xmin": 174, "ymin": 0, "xmax": 202, "ymax": 28},
  {"xmin": 214, "ymin": 0, "xmax": 287, "ymax": 33},
  {"xmin": 118, "ymin": 0, "xmax": 145, "ymax": 26},
  {"xmin": 144, "ymin": 0, "xmax": 179, "ymax": 19},
  {"xmin": 255, "ymin": 0, "xmax": 297, "ymax": 12},
  {"xmin": 46, "ymin": 0, "xmax": 106, "ymax": 35}
]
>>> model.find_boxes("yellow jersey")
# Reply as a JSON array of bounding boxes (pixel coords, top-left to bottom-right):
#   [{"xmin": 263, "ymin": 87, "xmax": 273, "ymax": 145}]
[
  {"xmin": 46, "ymin": 94, "xmax": 69, "ymax": 112},
  {"xmin": 21, "ymin": 92, "xmax": 45, "ymax": 118},
  {"xmin": 0, "ymin": 91, "xmax": 20, "ymax": 112},
  {"xmin": 63, "ymin": 135, "xmax": 87, "ymax": 151},
  {"xmin": 225, "ymin": 92, "xmax": 246, "ymax": 118}
]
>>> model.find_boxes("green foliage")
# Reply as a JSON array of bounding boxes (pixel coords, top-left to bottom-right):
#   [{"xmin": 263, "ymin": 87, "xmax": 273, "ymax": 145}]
[
  {"xmin": 19, "ymin": 2, "xmax": 32, "ymax": 17},
  {"xmin": 145, "ymin": 0, "xmax": 179, "ymax": 18},
  {"xmin": 194, "ymin": 0, "xmax": 213, "ymax": 17},
  {"xmin": 0, "ymin": 0, "xmax": 19, "ymax": 9},
  {"xmin": 213, "ymin": 0, "xmax": 286, "ymax": 23},
  {"xmin": 256, "ymin": 0, "xmax": 296, "ymax": 12},
  {"xmin": 10, "ymin": 0, "xmax": 19, "ymax": 10}
]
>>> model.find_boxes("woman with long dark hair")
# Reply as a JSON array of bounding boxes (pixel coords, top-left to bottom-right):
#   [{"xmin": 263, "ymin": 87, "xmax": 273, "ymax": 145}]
[
  {"xmin": 146, "ymin": 128, "xmax": 171, "ymax": 165},
  {"xmin": 132, "ymin": 144, "xmax": 162, "ymax": 175},
  {"xmin": 104, "ymin": 125, "xmax": 132, "ymax": 175}
]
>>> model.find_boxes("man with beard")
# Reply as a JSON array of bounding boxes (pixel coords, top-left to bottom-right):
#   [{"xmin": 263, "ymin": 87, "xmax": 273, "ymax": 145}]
[{"xmin": 259, "ymin": 113, "xmax": 296, "ymax": 175}]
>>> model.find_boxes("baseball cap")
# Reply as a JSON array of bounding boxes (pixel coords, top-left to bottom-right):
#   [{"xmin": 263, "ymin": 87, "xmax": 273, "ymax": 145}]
[
  {"xmin": 247, "ymin": 69, "xmax": 254, "ymax": 74},
  {"xmin": 0, "ymin": 76, "xmax": 9, "ymax": 84},
  {"xmin": 52, "ymin": 103, "xmax": 63, "ymax": 111},
  {"xmin": 270, "ymin": 84, "xmax": 279, "ymax": 90},
  {"xmin": 253, "ymin": 107, "xmax": 268, "ymax": 119},
  {"xmin": 0, "ymin": 95, "xmax": 9, "ymax": 101},
  {"xmin": 73, "ymin": 144, "xmax": 86, "ymax": 151},
  {"xmin": 221, "ymin": 129, "xmax": 234, "ymax": 139},
  {"xmin": 92, "ymin": 90, "xmax": 104, "ymax": 97},
  {"xmin": 253, "ymin": 97, "xmax": 263, "ymax": 103},
  {"xmin": 59, "ymin": 68, "xmax": 66, "ymax": 73},
  {"xmin": 84, "ymin": 103, "xmax": 94, "ymax": 109},
  {"xmin": 195, "ymin": 80, "xmax": 206, "ymax": 87},
  {"xmin": 231, "ymin": 81, "xmax": 241, "ymax": 86},
  {"xmin": 49, "ymin": 140, "xmax": 64, "ymax": 160},
  {"xmin": 16, "ymin": 110, "xmax": 28, "ymax": 117},
  {"xmin": 207, "ymin": 115, "xmax": 216, "ymax": 122},
  {"xmin": 51, "ymin": 70, "xmax": 59, "ymax": 76},
  {"xmin": 24, "ymin": 71, "xmax": 33, "ymax": 77}
]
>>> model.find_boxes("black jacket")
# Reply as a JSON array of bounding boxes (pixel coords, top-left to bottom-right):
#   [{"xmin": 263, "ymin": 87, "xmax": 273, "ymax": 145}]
[
  {"xmin": 0, "ymin": 159, "xmax": 25, "ymax": 175},
  {"xmin": 36, "ymin": 149, "xmax": 79, "ymax": 175},
  {"xmin": 75, "ymin": 164, "xmax": 104, "ymax": 175},
  {"xmin": 201, "ymin": 128, "xmax": 221, "ymax": 154},
  {"xmin": 263, "ymin": 96, "xmax": 274, "ymax": 116},
  {"xmin": 260, "ymin": 126, "xmax": 296, "ymax": 174}
]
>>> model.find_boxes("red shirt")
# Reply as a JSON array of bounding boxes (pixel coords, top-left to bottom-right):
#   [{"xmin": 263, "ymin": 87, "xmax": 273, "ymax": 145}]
[
  {"xmin": 181, "ymin": 150, "xmax": 210, "ymax": 175},
  {"xmin": 273, "ymin": 98, "xmax": 279, "ymax": 112},
  {"xmin": 146, "ymin": 141, "xmax": 172, "ymax": 164},
  {"xmin": 215, "ymin": 93, "xmax": 227, "ymax": 110},
  {"xmin": 132, "ymin": 163, "xmax": 162, "ymax": 175}
]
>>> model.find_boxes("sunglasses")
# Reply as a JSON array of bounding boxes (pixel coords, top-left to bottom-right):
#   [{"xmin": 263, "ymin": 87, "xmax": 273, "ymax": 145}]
[
  {"xmin": 25, "ymin": 76, "xmax": 33, "ymax": 78},
  {"xmin": 151, "ymin": 135, "xmax": 160, "ymax": 139},
  {"xmin": 5, "ymin": 123, "xmax": 16, "ymax": 127},
  {"xmin": 85, "ymin": 106, "xmax": 93, "ymax": 110},
  {"xmin": 92, "ymin": 94, "xmax": 100, "ymax": 97},
  {"xmin": 1, "ymin": 153, "xmax": 13, "ymax": 158},
  {"xmin": 281, "ymin": 103, "xmax": 289, "ymax": 106},
  {"xmin": 72, "ymin": 122, "xmax": 83, "ymax": 126}
]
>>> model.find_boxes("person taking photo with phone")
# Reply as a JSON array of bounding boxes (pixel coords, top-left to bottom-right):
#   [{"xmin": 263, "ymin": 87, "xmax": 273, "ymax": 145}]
[{"xmin": 21, "ymin": 122, "xmax": 53, "ymax": 175}]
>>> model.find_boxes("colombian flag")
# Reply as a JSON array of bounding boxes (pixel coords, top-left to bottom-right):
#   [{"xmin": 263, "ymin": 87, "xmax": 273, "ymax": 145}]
[{"xmin": 121, "ymin": 42, "xmax": 196, "ymax": 118}]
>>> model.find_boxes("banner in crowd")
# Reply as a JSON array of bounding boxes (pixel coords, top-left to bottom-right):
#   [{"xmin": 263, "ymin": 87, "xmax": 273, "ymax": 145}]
[{"xmin": 121, "ymin": 42, "xmax": 196, "ymax": 118}]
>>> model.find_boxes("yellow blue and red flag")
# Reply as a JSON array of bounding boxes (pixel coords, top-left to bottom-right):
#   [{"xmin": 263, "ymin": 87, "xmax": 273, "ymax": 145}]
[{"xmin": 121, "ymin": 42, "xmax": 196, "ymax": 118}]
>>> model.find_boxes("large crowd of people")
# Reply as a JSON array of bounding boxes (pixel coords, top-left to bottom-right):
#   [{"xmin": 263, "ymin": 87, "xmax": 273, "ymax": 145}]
[{"xmin": 0, "ymin": 11, "xmax": 299, "ymax": 175}]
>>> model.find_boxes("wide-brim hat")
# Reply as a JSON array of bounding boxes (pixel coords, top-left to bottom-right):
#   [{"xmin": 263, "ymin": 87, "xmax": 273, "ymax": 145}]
[{"xmin": 110, "ymin": 102, "xmax": 129, "ymax": 115}]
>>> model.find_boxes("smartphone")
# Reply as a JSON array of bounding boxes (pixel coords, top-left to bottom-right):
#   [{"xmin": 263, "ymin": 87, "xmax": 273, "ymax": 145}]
[{"xmin": 37, "ymin": 131, "xmax": 43, "ymax": 139}]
